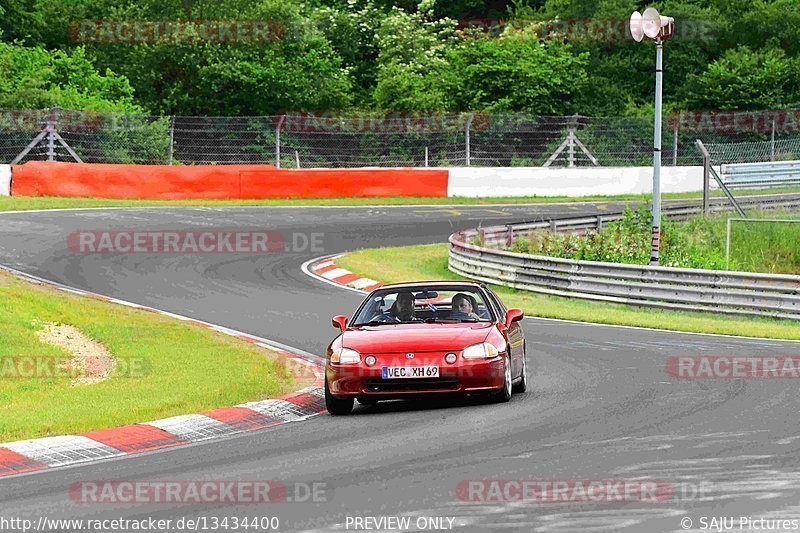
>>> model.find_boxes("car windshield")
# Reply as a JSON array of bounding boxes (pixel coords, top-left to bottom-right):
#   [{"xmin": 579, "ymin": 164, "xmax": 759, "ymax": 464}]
[{"xmin": 351, "ymin": 286, "xmax": 494, "ymax": 326}]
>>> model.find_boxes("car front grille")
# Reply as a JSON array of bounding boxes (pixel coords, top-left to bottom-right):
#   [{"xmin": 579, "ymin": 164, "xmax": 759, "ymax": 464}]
[{"xmin": 363, "ymin": 377, "xmax": 460, "ymax": 392}]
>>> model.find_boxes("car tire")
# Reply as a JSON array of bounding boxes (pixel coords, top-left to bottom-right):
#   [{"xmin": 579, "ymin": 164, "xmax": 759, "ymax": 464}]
[
  {"xmin": 493, "ymin": 353, "xmax": 513, "ymax": 403},
  {"xmin": 513, "ymin": 342, "xmax": 528, "ymax": 394},
  {"xmin": 325, "ymin": 378, "xmax": 353, "ymax": 415}
]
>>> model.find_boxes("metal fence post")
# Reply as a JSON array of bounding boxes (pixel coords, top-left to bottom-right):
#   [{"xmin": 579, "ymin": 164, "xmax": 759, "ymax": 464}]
[
  {"xmin": 673, "ymin": 122, "xmax": 678, "ymax": 166},
  {"xmin": 424, "ymin": 146, "xmax": 429, "ymax": 167},
  {"xmin": 696, "ymin": 139, "xmax": 710, "ymax": 215},
  {"xmin": 771, "ymin": 120, "xmax": 776, "ymax": 161},
  {"xmin": 465, "ymin": 113, "xmax": 474, "ymax": 166},
  {"xmin": 168, "ymin": 115, "xmax": 175, "ymax": 165},
  {"xmin": 46, "ymin": 105, "xmax": 59, "ymax": 161},
  {"xmin": 275, "ymin": 114, "xmax": 286, "ymax": 168}
]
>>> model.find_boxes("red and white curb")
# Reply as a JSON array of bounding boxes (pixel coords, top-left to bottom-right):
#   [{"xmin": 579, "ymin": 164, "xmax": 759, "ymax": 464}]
[
  {"xmin": 0, "ymin": 264, "xmax": 325, "ymax": 478},
  {"xmin": 302, "ymin": 255, "xmax": 383, "ymax": 294}
]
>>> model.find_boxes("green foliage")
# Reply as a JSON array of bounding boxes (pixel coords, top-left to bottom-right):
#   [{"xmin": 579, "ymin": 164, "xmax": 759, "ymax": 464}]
[
  {"xmin": 0, "ymin": 0, "xmax": 46, "ymax": 44},
  {"xmin": 724, "ymin": 0, "xmax": 800, "ymax": 56},
  {"xmin": 85, "ymin": 115, "xmax": 171, "ymax": 164},
  {"xmin": 442, "ymin": 28, "xmax": 589, "ymax": 114},
  {"xmin": 309, "ymin": 1, "xmax": 383, "ymax": 104},
  {"xmin": 510, "ymin": 206, "xmax": 652, "ymax": 263},
  {"xmin": 0, "ymin": 42, "xmax": 139, "ymax": 111},
  {"xmin": 684, "ymin": 46, "xmax": 800, "ymax": 110},
  {"xmin": 61, "ymin": 0, "xmax": 353, "ymax": 115},
  {"xmin": 2, "ymin": 0, "xmax": 800, "ymax": 116},
  {"xmin": 509, "ymin": 208, "xmax": 800, "ymax": 273},
  {"xmin": 372, "ymin": 1, "xmax": 456, "ymax": 109}
]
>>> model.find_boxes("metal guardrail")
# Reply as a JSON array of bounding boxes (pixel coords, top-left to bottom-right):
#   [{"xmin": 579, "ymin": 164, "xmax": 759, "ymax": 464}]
[
  {"xmin": 721, "ymin": 160, "xmax": 800, "ymax": 189},
  {"xmin": 449, "ymin": 194, "xmax": 800, "ymax": 320}
]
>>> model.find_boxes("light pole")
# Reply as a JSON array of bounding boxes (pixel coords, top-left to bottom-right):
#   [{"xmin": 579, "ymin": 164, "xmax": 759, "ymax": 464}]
[{"xmin": 631, "ymin": 8, "xmax": 674, "ymax": 266}]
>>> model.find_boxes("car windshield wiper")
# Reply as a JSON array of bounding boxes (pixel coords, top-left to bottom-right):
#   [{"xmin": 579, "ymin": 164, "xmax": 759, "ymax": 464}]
[
  {"xmin": 430, "ymin": 317, "xmax": 485, "ymax": 323},
  {"xmin": 355, "ymin": 320, "xmax": 394, "ymax": 327}
]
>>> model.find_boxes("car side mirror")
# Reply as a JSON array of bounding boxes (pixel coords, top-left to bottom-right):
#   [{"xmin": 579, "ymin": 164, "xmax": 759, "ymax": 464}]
[
  {"xmin": 332, "ymin": 315, "xmax": 348, "ymax": 331},
  {"xmin": 505, "ymin": 309, "xmax": 524, "ymax": 326}
]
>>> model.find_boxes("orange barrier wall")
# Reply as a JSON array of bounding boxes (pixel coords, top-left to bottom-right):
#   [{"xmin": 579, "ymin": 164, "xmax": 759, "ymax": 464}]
[{"xmin": 11, "ymin": 162, "xmax": 449, "ymax": 199}]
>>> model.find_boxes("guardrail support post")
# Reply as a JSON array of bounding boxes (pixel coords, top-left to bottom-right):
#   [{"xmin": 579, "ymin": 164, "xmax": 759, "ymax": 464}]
[
  {"xmin": 506, "ymin": 225, "xmax": 513, "ymax": 247},
  {"xmin": 696, "ymin": 139, "xmax": 710, "ymax": 215},
  {"xmin": 550, "ymin": 219, "xmax": 557, "ymax": 232},
  {"xmin": 596, "ymin": 216, "xmax": 603, "ymax": 232}
]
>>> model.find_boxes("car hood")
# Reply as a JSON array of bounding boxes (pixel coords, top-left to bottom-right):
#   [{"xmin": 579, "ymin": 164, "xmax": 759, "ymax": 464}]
[{"xmin": 342, "ymin": 322, "xmax": 493, "ymax": 353}]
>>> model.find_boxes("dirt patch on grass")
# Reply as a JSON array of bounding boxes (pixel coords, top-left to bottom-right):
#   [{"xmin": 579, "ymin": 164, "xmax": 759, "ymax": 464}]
[{"xmin": 36, "ymin": 323, "xmax": 117, "ymax": 386}]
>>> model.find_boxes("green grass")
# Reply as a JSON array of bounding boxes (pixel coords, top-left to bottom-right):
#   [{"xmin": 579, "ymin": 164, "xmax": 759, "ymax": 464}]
[
  {"xmin": 728, "ymin": 216, "xmax": 800, "ymax": 274},
  {"xmin": 0, "ymin": 271, "xmax": 300, "ymax": 442},
  {"xmin": 1, "ymin": 186, "xmax": 799, "ymax": 211},
  {"xmin": 336, "ymin": 243, "xmax": 800, "ymax": 341},
  {"xmin": 508, "ymin": 206, "xmax": 800, "ymax": 274}
]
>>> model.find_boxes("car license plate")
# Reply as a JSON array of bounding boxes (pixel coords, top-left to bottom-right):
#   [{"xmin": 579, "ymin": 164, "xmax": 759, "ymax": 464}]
[{"xmin": 382, "ymin": 366, "xmax": 439, "ymax": 379}]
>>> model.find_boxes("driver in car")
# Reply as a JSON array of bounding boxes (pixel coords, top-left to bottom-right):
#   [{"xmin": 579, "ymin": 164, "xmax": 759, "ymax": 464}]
[
  {"xmin": 392, "ymin": 292, "xmax": 418, "ymax": 321},
  {"xmin": 449, "ymin": 293, "xmax": 481, "ymax": 321},
  {"xmin": 372, "ymin": 292, "xmax": 420, "ymax": 322}
]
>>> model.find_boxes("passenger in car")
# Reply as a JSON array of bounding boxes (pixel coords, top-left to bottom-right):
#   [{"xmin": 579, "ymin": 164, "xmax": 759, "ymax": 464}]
[{"xmin": 450, "ymin": 293, "xmax": 481, "ymax": 321}]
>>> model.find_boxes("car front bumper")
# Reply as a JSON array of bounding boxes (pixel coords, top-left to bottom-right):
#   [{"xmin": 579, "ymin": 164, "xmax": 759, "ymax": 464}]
[{"xmin": 326, "ymin": 353, "xmax": 505, "ymax": 398}]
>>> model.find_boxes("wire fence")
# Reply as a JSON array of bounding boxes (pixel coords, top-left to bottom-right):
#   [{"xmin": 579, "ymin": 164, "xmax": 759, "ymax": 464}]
[
  {"xmin": 705, "ymin": 138, "xmax": 800, "ymax": 165},
  {"xmin": 2, "ymin": 107, "xmax": 799, "ymax": 167}
]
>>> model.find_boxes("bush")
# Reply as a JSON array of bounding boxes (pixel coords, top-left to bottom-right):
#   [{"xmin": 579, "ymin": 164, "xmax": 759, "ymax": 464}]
[{"xmin": 508, "ymin": 208, "xmax": 800, "ymax": 274}]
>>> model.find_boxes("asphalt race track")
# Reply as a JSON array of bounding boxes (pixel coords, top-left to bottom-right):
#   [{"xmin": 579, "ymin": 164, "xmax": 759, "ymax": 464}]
[{"xmin": 2, "ymin": 202, "xmax": 800, "ymax": 532}]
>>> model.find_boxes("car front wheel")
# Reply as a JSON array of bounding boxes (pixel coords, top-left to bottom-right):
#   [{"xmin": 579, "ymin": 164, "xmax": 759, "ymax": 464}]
[
  {"xmin": 493, "ymin": 353, "xmax": 513, "ymax": 403},
  {"xmin": 513, "ymin": 342, "xmax": 528, "ymax": 394},
  {"xmin": 325, "ymin": 377, "xmax": 354, "ymax": 415}
]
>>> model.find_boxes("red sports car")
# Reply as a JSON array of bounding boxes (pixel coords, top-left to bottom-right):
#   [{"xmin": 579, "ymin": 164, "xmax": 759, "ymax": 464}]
[{"xmin": 325, "ymin": 281, "xmax": 527, "ymax": 415}]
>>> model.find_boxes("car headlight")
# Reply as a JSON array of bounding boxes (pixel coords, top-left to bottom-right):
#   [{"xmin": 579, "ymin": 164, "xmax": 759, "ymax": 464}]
[
  {"xmin": 461, "ymin": 342, "xmax": 500, "ymax": 360},
  {"xmin": 331, "ymin": 347, "xmax": 361, "ymax": 364}
]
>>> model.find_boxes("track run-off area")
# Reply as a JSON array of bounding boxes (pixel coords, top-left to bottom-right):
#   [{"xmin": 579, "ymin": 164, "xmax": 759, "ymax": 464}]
[{"xmin": 2, "ymin": 201, "xmax": 800, "ymax": 532}]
